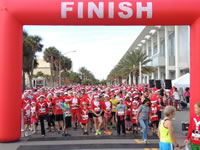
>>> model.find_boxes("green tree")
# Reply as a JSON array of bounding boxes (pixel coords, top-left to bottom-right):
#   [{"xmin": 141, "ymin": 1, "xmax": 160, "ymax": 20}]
[
  {"xmin": 107, "ymin": 49, "xmax": 154, "ymax": 85},
  {"xmin": 23, "ymin": 31, "xmax": 40, "ymax": 90},
  {"xmin": 43, "ymin": 46, "xmax": 60, "ymax": 87}
]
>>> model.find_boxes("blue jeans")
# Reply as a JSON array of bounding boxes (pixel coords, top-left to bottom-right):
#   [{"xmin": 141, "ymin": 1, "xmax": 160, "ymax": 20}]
[{"xmin": 139, "ymin": 119, "xmax": 149, "ymax": 141}]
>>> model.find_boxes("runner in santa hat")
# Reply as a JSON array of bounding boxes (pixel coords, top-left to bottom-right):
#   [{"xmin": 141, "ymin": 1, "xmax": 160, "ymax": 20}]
[
  {"xmin": 130, "ymin": 100, "xmax": 139, "ymax": 135},
  {"xmin": 116, "ymin": 98, "xmax": 127, "ymax": 135},
  {"xmin": 70, "ymin": 91, "xmax": 81, "ymax": 130},
  {"xmin": 124, "ymin": 95, "xmax": 132, "ymax": 131},
  {"xmin": 23, "ymin": 103, "xmax": 31, "ymax": 137},
  {"xmin": 52, "ymin": 90, "xmax": 65, "ymax": 134},
  {"xmin": 46, "ymin": 94, "xmax": 56, "ymax": 132},
  {"xmin": 110, "ymin": 93, "xmax": 119, "ymax": 129},
  {"xmin": 62, "ymin": 97, "xmax": 72, "ymax": 136},
  {"xmin": 36, "ymin": 95, "xmax": 49, "ymax": 136},
  {"xmin": 150, "ymin": 98, "xmax": 160, "ymax": 136},
  {"xmin": 81, "ymin": 101, "xmax": 89, "ymax": 135},
  {"xmin": 22, "ymin": 92, "xmax": 31, "ymax": 111},
  {"xmin": 91, "ymin": 94, "xmax": 103, "ymax": 136},
  {"xmin": 184, "ymin": 102, "xmax": 200, "ymax": 149},
  {"xmin": 103, "ymin": 94, "xmax": 112, "ymax": 135},
  {"xmin": 87, "ymin": 90, "xmax": 94, "ymax": 131},
  {"xmin": 30, "ymin": 101, "xmax": 38, "ymax": 135}
]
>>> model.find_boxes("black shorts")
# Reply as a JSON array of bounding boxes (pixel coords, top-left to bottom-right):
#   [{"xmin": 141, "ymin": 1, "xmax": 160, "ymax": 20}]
[
  {"xmin": 111, "ymin": 112, "xmax": 116, "ymax": 117},
  {"xmin": 89, "ymin": 112, "xmax": 93, "ymax": 119},
  {"xmin": 82, "ymin": 123, "xmax": 87, "ymax": 126},
  {"xmin": 152, "ymin": 120, "xmax": 159, "ymax": 126},
  {"xmin": 65, "ymin": 116, "xmax": 72, "ymax": 128},
  {"xmin": 133, "ymin": 124, "xmax": 138, "ymax": 127},
  {"xmin": 101, "ymin": 112, "xmax": 104, "ymax": 116},
  {"xmin": 55, "ymin": 114, "xmax": 64, "ymax": 121},
  {"xmin": 126, "ymin": 115, "xmax": 131, "ymax": 121},
  {"xmin": 93, "ymin": 112, "xmax": 101, "ymax": 118}
]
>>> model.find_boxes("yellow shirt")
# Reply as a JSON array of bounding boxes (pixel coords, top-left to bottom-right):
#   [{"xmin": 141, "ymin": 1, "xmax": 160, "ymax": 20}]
[{"xmin": 110, "ymin": 99, "xmax": 119, "ymax": 112}]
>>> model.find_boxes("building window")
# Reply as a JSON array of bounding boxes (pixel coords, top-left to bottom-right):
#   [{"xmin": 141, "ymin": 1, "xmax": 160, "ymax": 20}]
[
  {"xmin": 154, "ymin": 43, "xmax": 157, "ymax": 55},
  {"xmin": 168, "ymin": 32, "xmax": 175, "ymax": 56},
  {"xmin": 148, "ymin": 47, "xmax": 151, "ymax": 56},
  {"xmin": 160, "ymin": 40, "xmax": 165, "ymax": 56}
]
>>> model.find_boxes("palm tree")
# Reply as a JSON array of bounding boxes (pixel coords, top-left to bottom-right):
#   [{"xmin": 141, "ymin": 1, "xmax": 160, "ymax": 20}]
[
  {"xmin": 43, "ymin": 47, "xmax": 60, "ymax": 87},
  {"xmin": 119, "ymin": 49, "xmax": 154, "ymax": 85},
  {"xmin": 23, "ymin": 31, "xmax": 40, "ymax": 90},
  {"xmin": 27, "ymin": 35, "xmax": 43, "ymax": 88},
  {"xmin": 107, "ymin": 49, "xmax": 154, "ymax": 85}
]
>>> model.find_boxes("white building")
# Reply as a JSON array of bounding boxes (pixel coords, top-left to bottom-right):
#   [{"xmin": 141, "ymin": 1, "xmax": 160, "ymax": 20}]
[{"xmin": 124, "ymin": 26, "xmax": 190, "ymax": 84}]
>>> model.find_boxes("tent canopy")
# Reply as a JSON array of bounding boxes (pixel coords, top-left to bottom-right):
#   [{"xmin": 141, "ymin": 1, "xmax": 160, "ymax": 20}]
[{"xmin": 172, "ymin": 73, "xmax": 190, "ymax": 89}]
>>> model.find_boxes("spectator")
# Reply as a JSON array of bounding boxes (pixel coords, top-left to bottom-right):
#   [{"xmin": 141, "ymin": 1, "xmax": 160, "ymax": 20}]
[
  {"xmin": 184, "ymin": 88, "xmax": 190, "ymax": 104},
  {"xmin": 136, "ymin": 99, "xmax": 151, "ymax": 143}
]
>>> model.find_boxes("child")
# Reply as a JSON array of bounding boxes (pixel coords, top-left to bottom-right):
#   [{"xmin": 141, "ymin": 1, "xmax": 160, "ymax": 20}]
[
  {"xmin": 184, "ymin": 102, "xmax": 200, "ymax": 149},
  {"xmin": 30, "ymin": 101, "xmax": 37, "ymax": 134},
  {"xmin": 81, "ymin": 101, "xmax": 89, "ymax": 135},
  {"xmin": 103, "ymin": 94, "xmax": 112, "ymax": 135},
  {"xmin": 130, "ymin": 100, "xmax": 139, "ymax": 135},
  {"xmin": 62, "ymin": 98, "xmax": 72, "ymax": 136},
  {"xmin": 23, "ymin": 104, "xmax": 31, "ymax": 137},
  {"xmin": 116, "ymin": 98, "xmax": 127, "ymax": 135},
  {"xmin": 150, "ymin": 100, "xmax": 160, "ymax": 136},
  {"xmin": 158, "ymin": 106, "xmax": 180, "ymax": 150}
]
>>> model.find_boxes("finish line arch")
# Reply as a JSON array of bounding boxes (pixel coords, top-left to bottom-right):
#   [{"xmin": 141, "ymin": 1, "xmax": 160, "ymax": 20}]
[{"xmin": 0, "ymin": 0, "xmax": 199, "ymax": 142}]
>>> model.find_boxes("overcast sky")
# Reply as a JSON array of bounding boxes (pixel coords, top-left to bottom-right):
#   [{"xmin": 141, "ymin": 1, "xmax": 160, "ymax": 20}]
[{"xmin": 23, "ymin": 26, "xmax": 144, "ymax": 80}]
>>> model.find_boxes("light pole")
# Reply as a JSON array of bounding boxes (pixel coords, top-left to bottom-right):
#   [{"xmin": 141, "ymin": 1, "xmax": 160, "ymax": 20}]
[{"xmin": 59, "ymin": 50, "xmax": 77, "ymax": 87}]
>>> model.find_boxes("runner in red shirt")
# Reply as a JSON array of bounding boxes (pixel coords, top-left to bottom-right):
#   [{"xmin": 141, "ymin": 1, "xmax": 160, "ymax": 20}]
[
  {"xmin": 130, "ymin": 100, "xmax": 139, "ymax": 134},
  {"xmin": 184, "ymin": 102, "xmax": 200, "ymax": 148},
  {"xmin": 124, "ymin": 95, "xmax": 132, "ymax": 131},
  {"xmin": 70, "ymin": 92, "xmax": 81, "ymax": 129},
  {"xmin": 30, "ymin": 101, "xmax": 37, "ymax": 134},
  {"xmin": 23, "ymin": 103, "xmax": 31, "ymax": 137},
  {"xmin": 81, "ymin": 101, "xmax": 89, "ymax": 135},
  {"xmin": 52, "ymin": 91, "xmax": 64, "ymax": 134},
  {"xmin": 103, "ymin": 94, "xmax": 112, "ymax": 135},
  {"xmin": 91, "ymin": 94, "xmax": 103, "ymax": 136},
  {"xmin": 150, "ymin": 100, "xmax": 160, "ymax": 136},
  {"xmin": 46, "ymin": 94, "xmax": 55, "ymax": 132},
  {"xmin": 36, "ymin": 95, "xmax": 48, "ymax": 136}
]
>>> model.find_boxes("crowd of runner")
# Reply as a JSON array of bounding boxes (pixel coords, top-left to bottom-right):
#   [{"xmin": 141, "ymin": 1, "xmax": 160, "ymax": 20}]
[{"xmin": 21, "ymin": 84, "xmax": 188, "ymax": 142}]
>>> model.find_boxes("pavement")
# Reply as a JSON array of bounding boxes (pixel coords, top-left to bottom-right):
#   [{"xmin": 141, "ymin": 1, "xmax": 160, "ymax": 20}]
[{"xmin": 0, "ymin": 108, "xmax": 190, "ymax": 150}]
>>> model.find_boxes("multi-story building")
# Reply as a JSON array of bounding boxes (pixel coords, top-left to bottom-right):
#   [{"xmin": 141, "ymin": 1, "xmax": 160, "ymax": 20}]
[{"xmin": 124, "ymin": 26, "xmax": 190, "ymax": 84}]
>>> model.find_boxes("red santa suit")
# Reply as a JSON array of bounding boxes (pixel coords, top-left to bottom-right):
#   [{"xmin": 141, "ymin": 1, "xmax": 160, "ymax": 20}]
[
  {"xmin": 22, "ymin": 98, "xmax": 31, "ymax": 110},
  {"xmin": 81, "ymin": 108, "xmax": 89, "ymax": 124},
  {"xmin": 124, "ymin": 100, "xmax": 132, "ymax": 116},
  {"xmin": 150, "ymin": 102, "xmax": 160, "ymax": 122},
  {"xmin": 130, "ymin": 103, "xmax": 139, "ymax": 124},
  {"xmin": 70, "ymin": 97, "xmax": 81, "ymax": 122},
  {"xmin": 36, "ymin": 101, "xmax": 48, "ymax": 116},
  {"xmin": 103, "ymin": 100, "xmax": 112, "ymax": 118},
  {"xmin": 30, "ymin": 104, "xmax": 37, "ymax": 123},
  {"xmin": 52, "ymin": 97, "xmax": 64, "ymax": 115},
  {"xmin": 186, "ymin": 114, "xmax": 200, "ymax": 145},
  {"xmin": 91, "ymin": 100, "xmax": 102, "ymax": 115},
  {"xmin": 23, "ymin": 104, "xmax": 31, "ymax": 125}
]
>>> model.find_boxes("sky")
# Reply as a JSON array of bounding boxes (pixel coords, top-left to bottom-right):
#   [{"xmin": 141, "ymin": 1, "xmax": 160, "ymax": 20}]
[{"xmin": 23, "ymin": 26, "xmax": 144, "ymax": 80}]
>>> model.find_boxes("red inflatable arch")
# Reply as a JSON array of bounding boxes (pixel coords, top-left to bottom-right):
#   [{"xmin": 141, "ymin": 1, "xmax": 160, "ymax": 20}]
[{"xmin": 0, "ymin": 0, "xmax": 200, "ymax": 142}]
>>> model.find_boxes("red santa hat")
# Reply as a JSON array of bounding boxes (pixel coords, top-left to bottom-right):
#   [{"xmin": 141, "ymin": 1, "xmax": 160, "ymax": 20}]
[{"xmin": 94, "ymin": 94, "xmax": 99, "ymax": 98}]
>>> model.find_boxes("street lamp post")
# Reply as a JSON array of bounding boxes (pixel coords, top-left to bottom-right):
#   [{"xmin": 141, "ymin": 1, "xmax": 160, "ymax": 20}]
[{"xmin": 59, "ymin": 50, "xmax": 76, "ymax": 87}]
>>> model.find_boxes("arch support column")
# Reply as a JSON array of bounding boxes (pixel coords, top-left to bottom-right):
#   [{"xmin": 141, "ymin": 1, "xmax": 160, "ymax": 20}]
[
  {"xmin": 0, "ymin": 11, "xmax": 23, "ymax": 142},
  {"xmin": 190, "ymin": 18, "xmax": 200, "ymax": 117}
]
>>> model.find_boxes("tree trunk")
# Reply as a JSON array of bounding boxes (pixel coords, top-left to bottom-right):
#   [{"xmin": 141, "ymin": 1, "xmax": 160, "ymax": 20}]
[
  {"xmin": 50, "ymin": 56, "xmax": 54, "ymax": 87},
  {"xmin": 131, "ymin": 72, "xmax": 133, "ymax": 85},
  {"xmin": 135, "ymin": 71, "xmax": 139, "ymax": 85},
  {"xmin": 22, "ymin": 70, "xmax": 26, "ymax": 92},
  {"xmin": 28, "ymin": 72, "xmax": 32, "ymax": 88}
]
